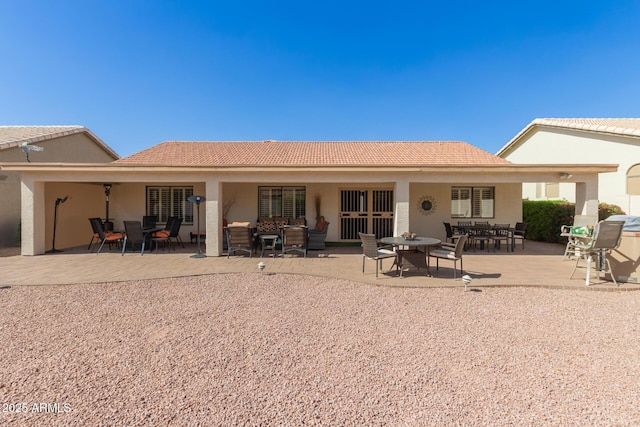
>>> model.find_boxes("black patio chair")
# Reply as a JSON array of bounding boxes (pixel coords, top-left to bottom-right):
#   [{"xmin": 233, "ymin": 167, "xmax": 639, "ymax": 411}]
[
  {"xmin": 152, "ymin": 217, "xmax": 183, "ymax": 252},
  {"xmin": 122, "ymin": 220, "xmax": 150, "ymax": 255},
  {"xmin": 89, "ymin": 217, "xmax": 124, "ymax": 254}
]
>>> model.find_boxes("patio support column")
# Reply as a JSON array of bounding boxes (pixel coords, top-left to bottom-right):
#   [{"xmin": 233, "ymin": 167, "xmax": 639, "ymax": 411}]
[
  {"xmin": 394, "ymin": 179, "xmax": 410, "ymax": 237},
  {"xmin": 21, "ymin": 177, "xmax": 45, "ymax": 255},
  {"xmin": 575, "ymin": 175, "xmax": 599, "ymax": 217},
  {"xmin": 205, "ymin": 178, "xmax": 222, "ymax": 257}
]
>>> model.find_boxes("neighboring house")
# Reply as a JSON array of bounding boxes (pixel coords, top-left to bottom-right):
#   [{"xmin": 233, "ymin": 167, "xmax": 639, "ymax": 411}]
[
  {"xmin": 0, "ymin": 126, "xmax": 120, "ymax": 248},
  {"xmin": 497, "ymin": 118, "xmax": 640, "ymax": 214},
  {"xmin": 0, "ymin": 140, "xmax": 615, "ymax": 256}
]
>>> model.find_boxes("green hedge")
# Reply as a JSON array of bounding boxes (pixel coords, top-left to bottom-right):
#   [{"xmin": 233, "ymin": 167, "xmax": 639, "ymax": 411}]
[{"xmin": 522, "ymin": 200, "xmax": 626, "ymax": 243}]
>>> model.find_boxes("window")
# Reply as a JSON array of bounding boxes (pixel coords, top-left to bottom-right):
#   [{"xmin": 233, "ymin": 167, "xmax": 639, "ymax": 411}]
[
  {"xmin": 146, "ymin": 186, "xmax": 194, "ymax": 224},
  {"xmin": 258, "ymin": 186, "xmax": 305, "ymax": 218},
  {"xmin": 451, "ymin": 187, "xmax": 494, "ymax": 218},
  {"xmin": 627, "ymin": 164, "xmax": 640, "ymax": 195},
  {"xmin": 545, "ymin": 182, "xmax": 559, "ymax": 199}
]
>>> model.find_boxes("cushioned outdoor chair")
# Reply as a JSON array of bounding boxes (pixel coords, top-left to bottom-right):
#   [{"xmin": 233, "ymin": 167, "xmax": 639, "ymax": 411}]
[
  {"xmin": 281, "ymin": 225, "xmax": 308, "ymax": 257},
  {"xmin": 359, "ymin": 232, "xmax": 398, "ymax": 279},
  {"xmin": 570, "ymin": 220, "xmax": 625, "ymax": 286},
  {"xmin": 88, "ymin": 217, "xmax": 108, "ymax": 250},
  {"xmin": 226, "ymin": 224, "xmax": 253, "ymax": 258},
  {"xmin": 89, "ymin": 217, "xmax": 124, "ymax": 254},
  {"xmin": 427, "ymin": 234, "xmax": 468, "ymax": 279},
  {"xmin": 308, "ymin": 219, "xmax": 330, "ymax": 250},
  {"xmin": 152, "ymin": 217, "xmax": 183, "ymax": 252}
]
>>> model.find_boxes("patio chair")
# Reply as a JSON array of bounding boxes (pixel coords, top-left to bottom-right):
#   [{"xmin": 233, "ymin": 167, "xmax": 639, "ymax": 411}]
[
  {"xmin": 308, "ymin": 219, "xmax": 330, "ymax": 250},
  {"xmin": 89, "ymin": 217, "xmax": 124, "ymax": 254},
  {"xmin": 282, "ymin": 225, "xmax": 308, "ymax": 257},
  {"xmin": 491, "ymin": 224, "xmax": 511, "ymax": 251},
  {"xmin": 164, "ymin": 216, "xmax": 185, "ymax": 247},
  {"xmin": 226, "ymin": 224, "xmax": 253, "ymax": 258},
  {"xmin": 427, "ymin": 234, "xmax": 468, "ymax": 279},
  {"xmin": 143, "ymin": 215, "xmax": 158, "ymax": 229},
  {"xmin": 561, "ymin": 215, "xmax": 598, "ymax": 260},
  {"xmin": 443, "ymin": 222, "xmax": 464, "ymax": 244},
  {"xmin": 88, "ymin": 217, "xmax": 108, "ymax": 250},
  {"xmin": 359, "ymin": 232, "xmax": 398, "ymax": 279},
  {"xmin": 513, "ymin": 222, "xmax": 527, "ymax": 250},
  {"xmin": 570, "ymin": 220, "xmax": 625, "ymax": 286},
  {"xmin": 151, "ymin": 217, "xmax": 183, "ymax": 252},
  {"xmin": 122, "ymin": 220, "xmax": 150, "ymax": 255},
  {"xmin": 470, "ymin": 223, "xmax": 491, "ymax": 252}
]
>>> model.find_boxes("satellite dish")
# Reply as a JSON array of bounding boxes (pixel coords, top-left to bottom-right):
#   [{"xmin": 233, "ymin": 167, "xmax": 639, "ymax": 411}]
[{"xmin": 21, "ymin": 142, "xmax": 44, "ymax": 162}]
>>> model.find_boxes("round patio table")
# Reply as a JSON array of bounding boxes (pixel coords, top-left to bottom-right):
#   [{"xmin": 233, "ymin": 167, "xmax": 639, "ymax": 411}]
[{"xmin": 380, "ymin": 236, "xmax": 441, "ymax": 277}]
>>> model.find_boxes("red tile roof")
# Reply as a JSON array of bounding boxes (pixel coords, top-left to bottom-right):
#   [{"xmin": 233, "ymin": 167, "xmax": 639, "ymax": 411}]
[{"xmin": 116, "ymin": 141, "xmax": 511, "ymax": 166}]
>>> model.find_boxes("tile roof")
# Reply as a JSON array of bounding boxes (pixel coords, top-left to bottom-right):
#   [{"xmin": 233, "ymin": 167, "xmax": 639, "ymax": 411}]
[
  {"xmin": 497, "ymin": 118, "xmax": 640, "ymax": 156},
  {"xmin": 533, "ymin": 118, "xmax": 640, "ymax": 136},
  {"xmin": 0, "ymin": 125, "xmax": 119, "ymax": 159},
  {"xmin": 0, "ymin": 126, "xmax": 83, "ymax": 147},
  {"xmin": 116, "ymin": 141, "xmax": 511, "ymax": 167}
]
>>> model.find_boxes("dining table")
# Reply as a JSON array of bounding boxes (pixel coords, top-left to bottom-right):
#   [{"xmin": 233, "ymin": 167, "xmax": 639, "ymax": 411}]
[
  {"xmin": 380, "ymin": 236, "xmax": 441, "ymax": 277},
  {"xmin": 452, "ymin": 224, "xmax": 517, "ymax": 252}
]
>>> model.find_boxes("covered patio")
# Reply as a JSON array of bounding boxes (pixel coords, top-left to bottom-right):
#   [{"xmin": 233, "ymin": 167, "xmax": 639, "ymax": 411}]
[
  {"xmin": 1, "ymin": 141, "xmax": 618, "ymax": 260},
  {"xmin": 1, "ymin": 240, "xmax": 638, "ymax": 291}
]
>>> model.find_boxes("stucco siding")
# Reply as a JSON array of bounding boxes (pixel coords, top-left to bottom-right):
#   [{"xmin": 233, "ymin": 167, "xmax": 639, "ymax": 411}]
[
  {"xmin": 504, "ymin": 128, "xmax": 632, "ymax": 211},
  {"xmin": 0, "ymin": 133, "xmax": 117, "ymax": 247}
]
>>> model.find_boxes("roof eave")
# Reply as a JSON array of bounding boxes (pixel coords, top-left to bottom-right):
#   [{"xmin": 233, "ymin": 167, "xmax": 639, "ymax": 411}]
[{"xmin": 0, "ymin": 163, "xmax": 618, "ymax": 174}]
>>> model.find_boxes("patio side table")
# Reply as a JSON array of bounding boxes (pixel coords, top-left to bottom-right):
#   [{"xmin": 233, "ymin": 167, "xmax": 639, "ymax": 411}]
[{"xmin": 260, "ymin": 234, "xmax": 280, "ymax": 257}]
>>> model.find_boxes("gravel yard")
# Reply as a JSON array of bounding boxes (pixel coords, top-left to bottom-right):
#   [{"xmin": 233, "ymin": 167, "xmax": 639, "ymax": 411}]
[{"xmin": 1, "ymin": 273, "xmax": 639, "ymax": 426}]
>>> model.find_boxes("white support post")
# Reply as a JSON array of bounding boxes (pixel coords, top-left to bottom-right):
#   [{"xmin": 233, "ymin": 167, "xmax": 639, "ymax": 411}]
[
  {"xmin": 575, "ymin": 175, "xmax": 599, "ymax": 217},
  {"xmin": 394, "ymin": 179, "xmax": 410, "ymax": 237},
  {"xmin": 205, "ymin": 178, "xmax": 222, "ymax": 257},
  {"xmin": 21, "ymin": 178, "xmax": 45, "ymax": 255}
]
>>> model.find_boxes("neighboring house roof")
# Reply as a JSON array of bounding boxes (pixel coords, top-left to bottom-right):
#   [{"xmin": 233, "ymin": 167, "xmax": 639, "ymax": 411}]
[
  {"xmin": 497, "ymin": 118, "xmax": 640, "ymax": 157},
  {"xmin": 0, "ymin": 125, "xmax": 120, "ymax": 159},
  {"xmin": 116, "ymin": 140, "xmax": 511, "ymax": 167}
]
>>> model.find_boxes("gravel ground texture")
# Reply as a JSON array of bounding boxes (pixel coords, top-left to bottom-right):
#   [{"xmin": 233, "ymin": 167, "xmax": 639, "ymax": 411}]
[{"xmin": 1, "ymin": 273, "xmax": 639, "ymax": 426}]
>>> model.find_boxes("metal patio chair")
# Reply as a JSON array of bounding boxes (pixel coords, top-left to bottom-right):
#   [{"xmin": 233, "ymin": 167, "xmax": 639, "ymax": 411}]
[
  {"xmin": 570, "ymin": 220, "xmax": 625, "ymax": 286},
  {"xmin": 359, "ymin": 232, "xmax": 398, "ymax": 279}
]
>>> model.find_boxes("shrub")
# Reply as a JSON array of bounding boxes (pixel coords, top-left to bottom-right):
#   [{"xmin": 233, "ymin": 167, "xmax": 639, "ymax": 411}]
[
  {"xmin": 598, "ymin": 203, "xmax": 626, "ymax": 220},
  {"xmin": 522, "ymin": 200, "xmax": 625, "ymax": 243}
]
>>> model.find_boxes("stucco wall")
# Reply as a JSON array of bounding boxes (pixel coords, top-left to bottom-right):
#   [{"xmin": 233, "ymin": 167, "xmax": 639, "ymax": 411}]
[
  {"xmin": 219, "ymin": 181, "xmax": 522, "ymax": 244},
  {"xmin": 0, "ymin": 133, "xmax": 117, "ymax": 247},
  {"xmin": 504, "ymin": 128, "xmax": 634, "ymax": 212},
  {"xmin": 41, "ymin": 181, "xmax": 206, "ymax": 250},
  {"xmin": 410, "ymin": 183, "xmax": 522, "ymax": 241}
]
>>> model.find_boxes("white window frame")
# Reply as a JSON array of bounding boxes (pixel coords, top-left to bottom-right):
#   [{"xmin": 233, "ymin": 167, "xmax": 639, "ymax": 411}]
[
  {"xmin": 451, "ymin": 186, "xmax": 494, "ymax": 218},
  {"xmin": 258, "ymin": 186, "xmax": 306, "ymax": 219},
  {"xmin": 146, "ymin": 186, "xmax": 194, "ymax": 224}
]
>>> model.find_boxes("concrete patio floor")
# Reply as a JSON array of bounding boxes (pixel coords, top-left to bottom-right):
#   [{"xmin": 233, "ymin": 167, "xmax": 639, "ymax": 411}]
[{"xmin": 1, "ymin": 240, "xmax": 638, "ymax": 291}]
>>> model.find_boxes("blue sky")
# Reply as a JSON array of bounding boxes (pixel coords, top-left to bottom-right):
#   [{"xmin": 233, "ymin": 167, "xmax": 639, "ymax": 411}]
[{"xmin": 1, "ymin": 1, "xmax": 639, "ymax": 157}]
